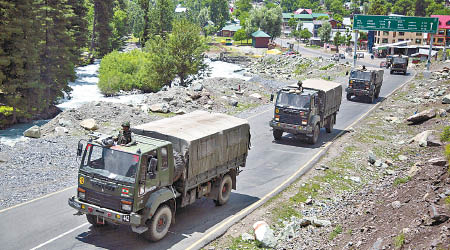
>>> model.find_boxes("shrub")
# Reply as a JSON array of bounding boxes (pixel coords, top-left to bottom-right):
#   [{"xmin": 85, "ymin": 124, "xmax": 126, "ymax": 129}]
[{"xmin": 440, "ymin": 126, "xmax": 450, "ymax": 142}]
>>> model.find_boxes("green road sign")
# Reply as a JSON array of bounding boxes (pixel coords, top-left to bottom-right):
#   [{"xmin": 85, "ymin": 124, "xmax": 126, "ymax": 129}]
[{"xmin": 353, "ymin": 15, "xmax": 438, "ymax": 33}]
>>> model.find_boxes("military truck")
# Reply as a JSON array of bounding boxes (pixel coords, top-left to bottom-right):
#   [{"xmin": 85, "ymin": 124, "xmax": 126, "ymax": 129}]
[
  {"xmin": 269, "ymin": 79, "xmax": 342, "ymax": 144},
  {"xmin": 346, "ymin": 66, "xmax": 384, "ymax": 103},
  {"xmin": 68, "ymin": 111, "xmax": 250, "ymax": 241},
  {"xmin": 390, "ymin": 55, "xmax": 408, "ymax": 75}
]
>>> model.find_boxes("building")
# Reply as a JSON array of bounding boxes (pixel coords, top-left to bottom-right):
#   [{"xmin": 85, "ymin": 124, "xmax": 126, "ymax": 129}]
[
  {"xmin": 252, "ymin": 30, "xmax": 271, "ymax": 48},
  {"xmin": 220, "ymin": 24, "xmax": 241, "ymax": 37},
  {"xmin": 282, "ymin": 13, "xmax": 329, "ymax": 36},
  {"xmin": 294, "ymin": 8, "xmax": 312, "ymax": 14},
  {"xmin": 426, "ymin": 15, "xmax": 450, "ymax": 46},
  {"xmin": 374, "ymin": 30, "xmax": 424, "ymax": 46}
]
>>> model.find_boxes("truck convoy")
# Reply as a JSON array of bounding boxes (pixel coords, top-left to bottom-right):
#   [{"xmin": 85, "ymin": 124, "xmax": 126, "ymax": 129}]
[
  {"xmin": 269, "ymin": 79, "xmax": 342, "ymax": 144},
  {"xmin": 346, "ymin": 66, "xmax": 384, "ymax": 103},
  {"xmin": 68, "ymin": 111, "xmax": 250, "ymax": 241}
]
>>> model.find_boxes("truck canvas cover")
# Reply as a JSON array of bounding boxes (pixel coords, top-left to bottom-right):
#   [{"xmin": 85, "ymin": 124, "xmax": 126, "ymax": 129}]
[
  {"xmin": 131, "ymin": 111, "xmax": 250, "ymax": 181},
  {"xmin": 289, "ymin": 79, "xmax": 342, "ymax": 117}
]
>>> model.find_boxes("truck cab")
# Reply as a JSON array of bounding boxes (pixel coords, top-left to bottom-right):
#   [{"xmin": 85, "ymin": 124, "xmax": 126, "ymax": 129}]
[
  {"xmin": 270, "ymin": 79, "xmax": 342, "ymax": 144},
  {"xmin": 346, "ymin": 67, "xmax": 384, "ymax": 103}
]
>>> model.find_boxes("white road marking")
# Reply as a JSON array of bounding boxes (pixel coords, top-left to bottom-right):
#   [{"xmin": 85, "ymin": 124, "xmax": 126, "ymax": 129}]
[{"xmin": 29, "ymin": 222, "xmax": 89, "ymax": 250}]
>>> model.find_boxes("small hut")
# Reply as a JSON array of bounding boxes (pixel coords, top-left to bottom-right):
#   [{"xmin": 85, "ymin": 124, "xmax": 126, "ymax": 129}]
[{"xmin": 251, "ymin": 30, "xmax": 270, "ymax": 48}]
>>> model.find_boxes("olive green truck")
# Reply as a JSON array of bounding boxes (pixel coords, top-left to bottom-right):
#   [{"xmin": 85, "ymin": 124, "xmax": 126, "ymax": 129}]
[{"xmin": 68, "ymin": 111, "xmax": 250, "ymax": 241}]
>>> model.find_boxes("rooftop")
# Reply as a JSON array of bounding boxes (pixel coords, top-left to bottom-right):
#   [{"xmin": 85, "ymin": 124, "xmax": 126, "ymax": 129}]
[
  {"xmin": 221, "ymin": 24, "xmax": 242, "ymax": 32},
  {"xmin": 252, "ymin": 30, "xmax": 271, "ymax": 38}
]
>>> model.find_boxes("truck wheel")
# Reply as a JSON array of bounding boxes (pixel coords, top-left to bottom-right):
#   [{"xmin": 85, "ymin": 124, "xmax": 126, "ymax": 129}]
[
  {"xmin": 143, "ymin": 204, "xmax": 172, "ymax": 242},
  {"xmin": 346, "ymin": 93, "xmax": 352, "ymax": 101},
  {"xmin": 273, "ymin": 130, "xmax": 283, "ymax": 140},
  {"xmin": 390, "ymin": 70, "xmax": 393, "ymax": 74},
  {"xmin": 215, "ymin": 175, "xmax": 232, "ymax": 206},
  {"xmin": 309, "ymin": 124, "xmax": 320, "ymax": 144},
  {"xmin": 326, "ymin": 116, "xmax": 334, "ymax": 133},
  {"xmin": 374, "ymin": 87, "xmax": 380, "ymax": 99},
  {"xmin": 403, "ymin": 71, "xmax": 407, "ymax": 75},
  {"xmin": 368, "ymin": 94, "xmax": 375, "ymax": 104},
  {"xmin": 86, "ymin": 214, "xmax": 107, "ymax": 227}
]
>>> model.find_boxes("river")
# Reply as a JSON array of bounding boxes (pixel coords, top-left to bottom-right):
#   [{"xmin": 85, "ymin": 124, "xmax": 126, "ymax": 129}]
[{"xmin": 0, "ymin": 59, "xmax": 249, "ymax": 146}]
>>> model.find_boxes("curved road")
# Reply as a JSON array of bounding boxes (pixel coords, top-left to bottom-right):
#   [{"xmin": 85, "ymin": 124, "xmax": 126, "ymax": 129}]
[{"xmin": 0, "ymin": 50, "xmax": 414, "ymax": 250}]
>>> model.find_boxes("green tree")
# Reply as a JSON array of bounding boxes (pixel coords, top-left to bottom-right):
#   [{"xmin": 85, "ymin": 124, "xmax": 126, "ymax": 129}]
[
  {"xmin": 148, "ymin": 0, "xmax": 175, "ymax": 39},
  {"xmin": 426, "ymin": 0, "xmax": 450, "ymax": 15},
  {"xmin": 92, "ymin": 0, "xmax": 114, "ymax": 56},
  {"xmin": 281, "ymin": 0, "xmax": 298, "ymax": 12},
  {"xmin": 392, "ymin": 0, "xmax": 415, "ymax": 16},
  {"xmin": 318, "ymin": 21, "xmax": 332, "ymax": 44},
  {"xmin": 317, "ymin": 15, "xmax": 329, "ymax": 21},
  {"xmin": 138, "ymin": 0, "xmax": 150, "ymax": 44},
  {"xmin": 246, "ymin": 6, "xmax": 282, "ymax": 40},
  {"xmin": 233, "ymin": 28, "xmax": 248, "ymax": 44},
  {"xmin": 333, "ymin": 31, "xmax": 342, "ymax": 53},
  {"xmin": 288, "ymin": 18, "xmax": 298, "ymax": 31},
  {"xmin": 234, "ymin": 0, "xmax": 252, "ymax": 18},
  {"xmin": 142, "ymin": 36, "xmax": 176, "ymax": 89},
  {"xmin": 368, "ymin": 0, "xmax": 387, "ymax": 15},
  {"xmin": 168, "ymin": 19, "xmax": 208, "ymax": 86},
  {"xmin": 0, "ymin": 0, "xmax": 42, "ymax": 122},
  {"xmin": 329, "ymin": 0, "xmax": 347, "ymax": 16},
  {"xmin": 127, "ymin": 0, "xmax": 145, "ymax": 39},
  {"xmin": 67, "ymin": 0, "xmax": 89, "ymax": 64},
  {"xmin": 345, "ymin": 28, "xmax": 352, "ymax": 46},
  {"xmin": 111, "ymin": 4, "xmax": 128, "ymax": 49},
  {"xmin": 209, "ymin": 0, "xmax": 229, "ymax": 29},
  {"xmin": 300, "ymin": 28, "xmax": 312, "ymax": 42}
]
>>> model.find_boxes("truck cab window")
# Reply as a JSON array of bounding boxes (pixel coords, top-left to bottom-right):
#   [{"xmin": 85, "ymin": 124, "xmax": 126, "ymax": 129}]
[
  {"xmin": 161, "ymin": 147, "xmax": 168, "ymax": 169},
  {"xmin": 146, "ymin": 150, "xmax": 158, "ymax": 178}
]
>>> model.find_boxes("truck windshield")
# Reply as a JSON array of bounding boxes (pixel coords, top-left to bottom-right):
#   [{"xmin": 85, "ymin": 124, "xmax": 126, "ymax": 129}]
[
  {"xmin": 81, "ymin": 144, "xmax": 139, "ymax": 183},
  {"xmin": 277, "ymin": 92, "xmax": 310, "ymax": 109},
  {"xmin": 393, "ymin": 57, "xmax": 407, "ymax": 63},
  {"xmin": 350, "ymin": 71, "xmax": 371, "ymax": 80}
]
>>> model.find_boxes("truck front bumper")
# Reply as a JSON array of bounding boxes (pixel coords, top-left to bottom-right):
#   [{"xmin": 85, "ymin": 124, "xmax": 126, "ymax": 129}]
[
  {"xmin": 346, "ymin": 88, "xmax": 371, "ymax": 96},
  {"xmin": 68, "ymin": 196, "xmax": 142, "ymax": 226},
  {"xmin": 269, "ymin": 120, "xmax": 312, "ymax": 135}
]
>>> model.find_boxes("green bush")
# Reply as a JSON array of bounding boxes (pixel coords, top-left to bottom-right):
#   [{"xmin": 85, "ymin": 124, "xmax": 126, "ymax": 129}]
[
  {"xmin": 0, "ymin": 106, "xmax": 13, "ymax": 116},
  {"xmin": 98, "ymin": 50, "xmax": 165, "ymax": 95},
  {"xmin": 445, "ymin": 144, "xmax": 450, "ymax": 162},
  {"xmin": 320, "ymin": 63, "xmax": 335, "ymax": 70},
  {"xmin": 440, "ymin": 126, "xmax": 450, "ymax": 142}
]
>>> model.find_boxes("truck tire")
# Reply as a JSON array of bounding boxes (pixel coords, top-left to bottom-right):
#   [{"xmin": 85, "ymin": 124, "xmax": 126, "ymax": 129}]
[
  {"xmin": 368, "ymin": 94, "xmax": 375, "ymax": 104},
  {"xmin": 403, "ymin": 71, "xmax": 407, "ymax": 75},
  {"xmin": 143, "ymin": 204, "xmax": 172, "ymax": 242},
  {"xmin": 309, "ymin": 124, "xmax": 320, "ymax": 144},
  {"xmin": 346, "ymin": 93, "xmax": 352, "ymax": 101},
  {"xmin": 374, "ymin": 87, "xmax": 380, "ymax": 99},
  {"xmin": 326, "ymin": 116, "xmax": 334, "ymax": 133},
  {"xmin": 390, "ymin": 70, "xmax": 393, "ymax": 74},
  {"xmin": 215, "ymin": 175, "xmax": 232, "ymax": 206},
  {"xmin": 86, "ymin": 214, "xmax": 107, "ymax": 227},
  {"xmin": 273, "ymin": 130, "xmax": 283, "ymax": 140}
]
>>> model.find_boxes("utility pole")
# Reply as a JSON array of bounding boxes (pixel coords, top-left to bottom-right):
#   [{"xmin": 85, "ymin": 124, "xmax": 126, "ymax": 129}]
[
  {"xmin": 353, "ymin": 30, "xmax": 358, "ymax": 68},
  {"xmin": 427, "ymin": 33, "xmax": 434, "ymax": 71}
]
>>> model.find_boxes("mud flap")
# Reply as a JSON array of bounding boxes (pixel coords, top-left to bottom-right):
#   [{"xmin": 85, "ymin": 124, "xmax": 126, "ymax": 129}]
[
  {"xmin": 96, "ymin": 216, "xmax": 105, "ymax": 225},
  {"xmin": 132, "ymin": 225, "xmax": 149, "ymax": 234}
]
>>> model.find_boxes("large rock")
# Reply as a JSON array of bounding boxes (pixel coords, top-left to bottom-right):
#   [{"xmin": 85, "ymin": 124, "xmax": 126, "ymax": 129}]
[
  {"xmin": 442, "ymin": 94, "xmax": 450, "ymax": 104},
  {"xmin": 406, "ymin": 109, "xmax": 436, "ymax": 124},
  {"xmin": 253, "ymin": 221, "xmax": 277, "ymax": 248},
  {"xmin": 191, "ymin": 83, "xmax": 203, "ymax": 92},
  {"xmin": 58, "ymin": 118, "xmax": 72, "ymax": 127},
  {"xmin": 23, "ymin": 125, "xmax": 41, "ymax": 138},
  {"xmin": 312, "ymin": 218, "xmax": 332, "ymax": 227},
  {"xmin": 409, "ymin": 130, "xmax": 434, "ymax": 147},
  {"xmin": 250, "ymin": 93, "xmax": 263, "ymax": 99},
  {"xmin": 54, "ymin": 126, "xmax": 69, "ymax": 135},
  {"xmin": 80, "ymin": 118, "xmax": 98, "ymax": 130},
  {"xmin": 149, "ymin": 103, "xmax": 169, "ymax": 113},
  {"xmin": 428, "ymin": 157, "xmax": 447, "ymax": 166},
  {"xmin": 368, "ymin": 151, "xmax": 377, "ymax": 164}
]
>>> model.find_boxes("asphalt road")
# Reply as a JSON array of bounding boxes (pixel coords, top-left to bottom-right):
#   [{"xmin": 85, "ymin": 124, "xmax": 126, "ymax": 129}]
[{"xmin": 0, "ymin": 52, "xmax": 414, "ymax": 250}]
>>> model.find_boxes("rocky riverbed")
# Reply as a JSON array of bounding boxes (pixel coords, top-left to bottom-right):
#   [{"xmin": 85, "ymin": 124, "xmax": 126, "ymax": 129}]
[{"xmin": 204, "ymin": 64, "xmax": 450, "ymax": 249}]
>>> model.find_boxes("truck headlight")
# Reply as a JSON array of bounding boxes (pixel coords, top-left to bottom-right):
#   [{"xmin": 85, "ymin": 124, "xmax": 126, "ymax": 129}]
[
  {"xmin": 78, "ymin": 187, "xmax": 86, "ymax": 200},
  {"xmin": 302, "ymin": 120, "xmax": 308, "ymax": 125},
  {"xmin": 121, "ymin": 200, "xmax": 132, "ymax": 211}
]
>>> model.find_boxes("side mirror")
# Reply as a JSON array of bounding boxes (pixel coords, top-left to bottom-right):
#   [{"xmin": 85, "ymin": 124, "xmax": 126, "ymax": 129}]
[
  {"xmin": 270, "ymin": 94, "xmax": 274, "ymax": 102},
  {"xmin": 346, "ymin": 71, "xmax": 349, "ymax": 76},
  {"xmin": 77, "ymin": 142, "xmax": 83, "ymax": 157}
]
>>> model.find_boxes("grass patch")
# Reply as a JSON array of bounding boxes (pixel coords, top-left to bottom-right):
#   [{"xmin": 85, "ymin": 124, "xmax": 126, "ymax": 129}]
[
  {"xmin": 271, "ymin": 202, "xmax": 302, "ymax": 224},
  {"xmin": 294, "ymin": 61, "xmax": 311, "ymax": 75},
  {"xmin": 226, "ymin": 236, "xmax": 259, "ymax": 250},
  {"xmin": 440, "ymin": 126, "xmax": 450, "ymax": 142},
  {"xmin": 0, "ymin": 106, "xmax": 13, "ymax": 116},
  {"xmin": 290, "ymin": 182, "xmax": 321, "ymax": 203},
  {"xmin": 394, "ymin": 232, "xmax": 405, "ymax": 249},
  {"xmin": 329, "ymin": 225, "xmax": 343, "ymax": 240},
  {"xmin": 444, "ymin": 196, "xmax": 450, "ymax": 205},
  {"xmin": 319, "ymin": 63, "xmax": 335, "ymax": 70},
  {"xmin": 393, "ymin": 176, "xmax": 411, "ymax": 186},
  {"xmin": 392, "ymin": 91, "xmax": 408, "ymax": 101}
]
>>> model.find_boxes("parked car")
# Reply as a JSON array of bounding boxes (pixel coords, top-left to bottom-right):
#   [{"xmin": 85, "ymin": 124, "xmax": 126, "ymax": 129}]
[
  {"xmin": 357, "ymin": 53, "xmax": 364, "ymax": 58},
  {"xmin": 339, "ymin": 53, "xmax": 345, "ymax": 59},
  {"xmin": 331, "ymin": 54, "xmax": 340, "ymax": 61}
]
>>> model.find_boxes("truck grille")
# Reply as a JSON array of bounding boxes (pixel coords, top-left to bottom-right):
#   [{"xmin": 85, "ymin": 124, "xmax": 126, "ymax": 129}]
[
  {"xmin": 279, "ymin": 108, "xmax": 302, "ymax": 125},
  {"xmin": 352, "ymin": 81, "xmax": 366, "ymax": 90},
  {"xmin": 85, "ymin": 188, "xmax": 122, "ymax": 211}
]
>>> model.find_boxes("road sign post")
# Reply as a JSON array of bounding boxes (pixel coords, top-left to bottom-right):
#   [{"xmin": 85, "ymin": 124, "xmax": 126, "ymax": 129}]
[
  {"xmin": 353, "ymin": 31, "xmax": 358, "ymax": 67},
  {"xmin": 428, "ymin": 34, "xmax": 434, "ymax": 70}
]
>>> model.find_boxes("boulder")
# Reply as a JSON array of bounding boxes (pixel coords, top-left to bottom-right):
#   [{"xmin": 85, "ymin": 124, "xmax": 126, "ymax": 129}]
[
  {"xmin": 391, "ymin": 201, "xmax": 402, "ymax": 209},
  {"xmin": 188, "ymin": 91, "xmax": 202, "ymax": 100},
  {"xmin": 442, "ymin": 94, "xmax": 450, "ymax": 104},
  {"xmin": 368, "ymin": 151, "xmax": 377, "ymax": 164},
  {"xmin": 23, "ymin": 125, "xmax": 41, "ymax": 138},
  {"xmin": 406, "ymin": 109, "xmax": 436, "ymax": 124},
  {"xmin": 80, "ymin": 119, "xmax": 98, "ymax": 130},
  {"xmin": 162, "ymin": 96, "xmax": 173, "ymax": 102},
  {"xmin": 229, "ymin": 99, "xmax": 238, "ymax": 107},
  {"xmin": 191, "ymin": 83, "xmax": 203, "ymax": 91},
  {"xmin": 312, "ymin": 218, "xmax": 332, "ymax": 227},
  {"xmin": 250, "ymin": 93, "xmax": 263, "ymax": 99},
  {"xmin": 54, "ymin": 126, "xmax": 69, "ymax": 135},
  {"xmin": 58, "ymin": 118, "xmax": 72, "ymax": 127},
  {"xmin": 149, "ymin": 103, "xmax": 169, "ymax": 113},
  {"xmin": 175, "ymin": 109, "xmax": 187, "ymax": 115},
  {"xmin": 253, "ymin": 221, "xmax": 277, "ymax": 248},
  {"xmin": 140, "ymin": 104, "xmax": 149, "ymax": 113},
  {"xmin": 409, "ymin": 130, "xmax": 434, "ymax": 147},
  {"xmin": 350, "ymin": 176, "xmax": 361, "ymax": 183},
  {"xmin": 427, "ymin": 135, "xmax": 443, "ymax": 147},
  {"xmin": 398, "ymin": 155, "xmax": 408, "ymax": 161},
  {"xmin": 428, "ymin": 157, "xmax": 447, "ymax": 166}
]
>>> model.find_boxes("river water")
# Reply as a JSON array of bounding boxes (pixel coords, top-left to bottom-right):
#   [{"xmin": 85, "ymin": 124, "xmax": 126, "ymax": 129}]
[{"xmin": 0, "ymin": 59, "xmax": 249, "ymax": 146}]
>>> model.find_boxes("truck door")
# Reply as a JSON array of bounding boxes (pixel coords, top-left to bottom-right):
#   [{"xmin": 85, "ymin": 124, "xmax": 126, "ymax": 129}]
[{"xmin": 158, "ymin": 147, "xmax": 171, "ymax": 186}]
